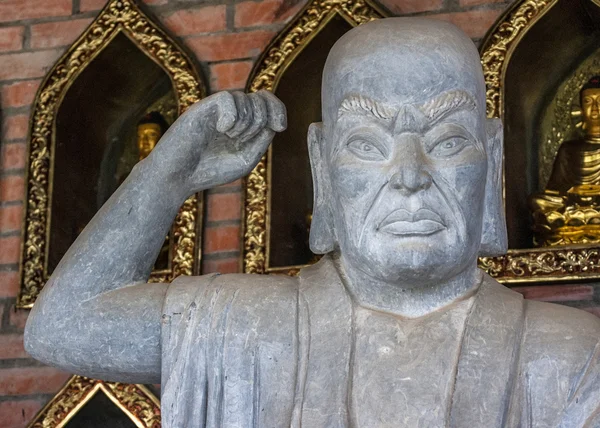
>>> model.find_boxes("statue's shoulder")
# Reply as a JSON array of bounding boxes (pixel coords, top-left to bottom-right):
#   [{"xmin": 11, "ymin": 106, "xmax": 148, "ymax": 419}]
[
  {"xmin": 481, "ymin": 275, "xmax": 600, "ymax": 348},
  {"xmin": 522, "ymin": 298, "xmax": 600, "ymax": 353},
  {"xmin": 165, "ymin": 272, "xmax": 299, "ymax": 316}
]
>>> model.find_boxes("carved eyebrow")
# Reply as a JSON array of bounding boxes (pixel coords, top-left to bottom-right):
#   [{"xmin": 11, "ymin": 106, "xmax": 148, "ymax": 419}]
[
  {"xmin": 418, "ymin": 90, "xmax": 477, "ymax": 124},
  {"xmin": 337, "ymin": 90, "xmax": 478, "ymax": 126},
  {"xmin": 338, "ymin": 95, "xmax": 395, "ymax": 120}
]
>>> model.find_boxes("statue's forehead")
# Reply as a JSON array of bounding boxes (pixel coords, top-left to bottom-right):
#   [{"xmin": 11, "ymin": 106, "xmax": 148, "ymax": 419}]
[{"xmin": 322, "ymin": 19, "xmax": 485, "ymax": 119}]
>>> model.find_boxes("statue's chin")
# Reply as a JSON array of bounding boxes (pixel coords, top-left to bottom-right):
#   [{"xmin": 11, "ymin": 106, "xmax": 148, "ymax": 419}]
[{"xmin": 342, "ymin": 243, "xmax": 476, "ymax": 288}]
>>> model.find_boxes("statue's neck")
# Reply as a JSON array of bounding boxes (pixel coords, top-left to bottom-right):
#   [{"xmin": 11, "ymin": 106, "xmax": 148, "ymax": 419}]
[
  {"xmin": 584, "ymin": 126, "xmax": 600, "ymax": 141},
  {"xmin": 334, "ymin": 254, "xmax": 482, "ymax": 319}
]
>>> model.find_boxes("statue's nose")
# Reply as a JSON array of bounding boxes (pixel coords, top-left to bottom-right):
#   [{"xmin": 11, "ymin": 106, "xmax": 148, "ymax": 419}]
[{"xmin": 389, "ymin": 136, "xmax": 432, "ymax": 195}]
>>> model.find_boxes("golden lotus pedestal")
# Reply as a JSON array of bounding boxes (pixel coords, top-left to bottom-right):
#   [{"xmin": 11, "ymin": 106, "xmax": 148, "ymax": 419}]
[{"xmin": 531, "ymin": 185, "xmax": 600, "ymax": 246}]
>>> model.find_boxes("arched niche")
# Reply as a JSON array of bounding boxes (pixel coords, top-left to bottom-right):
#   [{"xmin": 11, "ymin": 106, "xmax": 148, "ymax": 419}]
[
  {"xmin": 243, "ymin": 0, "xmax": 387, "ymax": 275},
  {"xmin": 18, "ymin": 0, "xmax": 206, "ymax": 309},
  {"xmin": 479, "ymin": 0, "xmax": 600, "ymax": 283},
  {"xmin": 28, "ymin": 376, "xmax": 160, "ymax": 427}
]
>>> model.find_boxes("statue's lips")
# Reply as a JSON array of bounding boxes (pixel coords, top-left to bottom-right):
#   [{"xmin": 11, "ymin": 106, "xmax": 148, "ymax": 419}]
[{"xmin": 379, "ymin": 208, "xmax": 445, "ymax": 236}]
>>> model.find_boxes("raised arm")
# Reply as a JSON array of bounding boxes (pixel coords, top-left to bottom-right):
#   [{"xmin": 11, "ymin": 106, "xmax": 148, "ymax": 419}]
[{"xmin": 24, "ymin": 91, "xmax": 286, "ymax": 383}]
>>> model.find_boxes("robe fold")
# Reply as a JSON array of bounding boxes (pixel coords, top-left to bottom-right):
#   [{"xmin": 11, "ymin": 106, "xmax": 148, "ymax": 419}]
[{"xmin": 161, "ymin": 256, "xmax": 600, "ymax": 427}]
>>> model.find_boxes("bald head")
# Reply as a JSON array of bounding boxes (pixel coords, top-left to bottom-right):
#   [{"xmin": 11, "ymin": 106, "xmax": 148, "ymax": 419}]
[
  {"xmin": 308, "ymin": 17, "xmax": 507, "ymax": 276},
  {"xmin": 321, "ymin": 18, "xmax": 485, "ymax": 132}
]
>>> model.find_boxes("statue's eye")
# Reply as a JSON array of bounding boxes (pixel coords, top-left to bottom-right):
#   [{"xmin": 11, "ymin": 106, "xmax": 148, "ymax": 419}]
[
  {"xmin": 347, "ymin": 139, "xmax": 386, "ymax": 160},
  {"xmin": 429, "ymin": 136, "xmax": 469, "ymax": 157},
  {"xmin": 585, "ymin": 97, "xmax": 593, "ymax": 104}
]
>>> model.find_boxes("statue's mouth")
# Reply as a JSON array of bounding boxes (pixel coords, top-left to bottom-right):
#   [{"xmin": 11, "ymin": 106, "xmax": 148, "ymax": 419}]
[{"xmin": 378, "ymin": 208, "xmax": 445, "ymax": 236}]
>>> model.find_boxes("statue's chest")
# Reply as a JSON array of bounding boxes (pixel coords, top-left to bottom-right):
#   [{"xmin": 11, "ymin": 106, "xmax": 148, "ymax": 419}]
[{"xmin": 350, "ymin": 302, "xmax": 470, "ymax": 427}]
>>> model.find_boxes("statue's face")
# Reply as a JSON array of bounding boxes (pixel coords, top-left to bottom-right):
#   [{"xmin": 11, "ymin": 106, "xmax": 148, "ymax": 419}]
[
  {"xmin": 327, "ymin": 92, "xmax": 487, "ymax": 284},
  {"xmin": 137, "ymin": 123, "xmax": 162, "ymax": 160},
  {"xmin": 316, "ymin": 19, "xmax": 490, "ymax": 285},
  {"xmin": 581, "ymin": 88, "xmax": 600, "ymax": 131}
]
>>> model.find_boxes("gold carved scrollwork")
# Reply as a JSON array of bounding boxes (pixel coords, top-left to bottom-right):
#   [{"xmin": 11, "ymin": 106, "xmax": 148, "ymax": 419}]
[
  {"xmin": 28, "ymin": 376, "xmax": 160, "ymax": 428},
  {"xmin": 480, "ymin": 0, "xmax": 554, "ymax": 118},
  {"xmin": 243, "ymin": 0, "xmax": 385, "ymax": 274},
  {"xmin": 478, "ymin": 247, "xmax": 600, "ymax": 282},
  {"xmin": 18, "ymin": 0, "xmax": 206, "ymax": 307}
]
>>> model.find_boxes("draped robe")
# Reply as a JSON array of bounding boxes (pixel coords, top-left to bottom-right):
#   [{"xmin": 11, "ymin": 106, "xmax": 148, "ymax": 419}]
[{"xmin": 161, "ymin": 256, "xmax": 600, "ymax": 427}]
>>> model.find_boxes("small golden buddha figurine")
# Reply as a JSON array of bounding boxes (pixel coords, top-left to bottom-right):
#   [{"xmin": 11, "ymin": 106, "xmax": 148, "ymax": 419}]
[
  {"xmin": 137, "ymin": 111, "xmax": 169, "ymax": 160},
  {"xmin": 530, "ymin": 76, "xmax": 600, "ymax": 245}
]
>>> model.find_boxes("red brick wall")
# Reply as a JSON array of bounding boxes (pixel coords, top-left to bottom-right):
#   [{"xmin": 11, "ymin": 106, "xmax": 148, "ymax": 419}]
[{"xmin": 0, "ymin": 0, "xmax": 593, "ymax": 426}]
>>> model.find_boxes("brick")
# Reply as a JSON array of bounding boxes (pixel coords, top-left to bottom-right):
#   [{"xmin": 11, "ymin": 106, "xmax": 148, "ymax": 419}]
[
  {"xmin": 2, "ymin": 114, "xmax": 29, "ymax": 141},
  {"xmin": 234, "ymin": 0, "xmax": 303, "ymax": 28},
  {"xmin": 0, "ymin": 27, "xmax": 24, "ymax": 53},
  {"xmin": 162, "ymin": 6, "xmax": 227, "ymax": 36},
  {"xmin": 207, "ymin": 192, "xmax": 242, "ymax": 222},
  {"xmin": 1, "ymin": 143, "xmax": 27, "ymax": 170},
  {"xmin": 1, "ymin": 80, "xmax": 40, "ymax": 109},
  {"xmin": 0, "ymin": 399, "xmax": 45, "ymax": 428},
  {"xmin": 80, "ymin": 0, "xmax": 166, "ymax": 11},
  {"xmin": 512, "ymin": 285, "xmax": 594, "ymax": 302},
  {"xmin": 0, "ymin": 334, "xmax": 28, "ymax": 359},
  {"xmin": 0, "ymin": 175, "xmax": 25, "ymax": 203},
  {"xmin": 0, "ymin": 204, "xmax": 23, "ymax": 232},
  {"xmin": 429, "ymin": 9, "xmax": 503, "ymax": 39},
  {"xmin": 186, "ymin": 30, "xmax": 276, "ymax": 62},
  {"xmin": 30, "ymin": 18, "xmax": 93, "ymax": 50},
  {"xmin": 210, "ymin": 61, "xmax": 252, "ymax": 91},
  {"xmin": 203, "ymin": 257, "xmax": 240, "ymax": 274},
  {"xmin": 9, "ymin": 304, "xmax": 28, "ymax": 330},
  {"xmin": 218, "ymin": 178, "xmax": 242, "ymax": 189},
  {"xmin": 0, "ymin": 271, "xmax": 19, "ymax": 298},
  {"xmin": 204, "ymin": 224, "xmax": 241, "ymax": 253},
  {"xmin": 0, "ymin": 0, "xmax": 72, "ymax": 24},
  {"xmin": 0, "ymin": 50, "xmax": 62, "ymax": 81},
  {"xmin": 79, "ymin": 0, "xmax": 106, "ymax": 11},
  {"xmin": 0, "ymin": 236, "xmax": 20, "ymax": 265},
  {"xmin": 460, "ymin": 0, "xmax": 507, "ymax": 6},
  {"xmin": 378, "ymin": 0, "xmax": 443, "ymax": 14},
  {"xmin": 0, "ymin": 367, "xmax": 70, "ymax": 395}
]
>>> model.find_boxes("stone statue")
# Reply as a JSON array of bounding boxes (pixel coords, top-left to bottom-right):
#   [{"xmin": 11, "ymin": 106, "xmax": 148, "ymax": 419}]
[
  {"xmin": 25, "ymin": 19, "xmax": 600, "ymax": 427},
  {"xmin": 136, "ymin": 112, "xmax": 171, "ymax": 270},
  {"xmin": 530, "ymin": 76, "xmax": 600, "ymax": 245}
]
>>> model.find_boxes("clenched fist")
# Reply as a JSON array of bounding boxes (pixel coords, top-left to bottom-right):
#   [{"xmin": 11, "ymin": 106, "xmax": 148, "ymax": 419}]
[{"xmin": 144, "ymin": 90, "xmax": 287, "ymax": 195}]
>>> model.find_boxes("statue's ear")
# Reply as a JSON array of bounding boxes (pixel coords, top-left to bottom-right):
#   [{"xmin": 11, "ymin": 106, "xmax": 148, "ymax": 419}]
[
  {"xmin": 308, "ymin": 122, "xmax": 335, "ymax": 254},
  {"xmin": 479, "ymin": 118, "xmax": 508, "ymax": 256}
]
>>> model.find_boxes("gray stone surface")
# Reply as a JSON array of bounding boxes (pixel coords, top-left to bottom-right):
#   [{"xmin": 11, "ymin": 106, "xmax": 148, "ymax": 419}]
[{"xmin": 26, "ymin": 18, "xmax": 600, "ymax": 427}]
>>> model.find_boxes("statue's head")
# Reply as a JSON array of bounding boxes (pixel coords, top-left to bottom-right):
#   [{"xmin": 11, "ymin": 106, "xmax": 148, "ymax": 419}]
[
  {"xmin": 580, "ymin": 76, "xmax": 600, "ymax": 136},
  {"xmin": 308, "ymin": 18, "xmax": 506, "ymax": 285},
  {"xmin": 137, "ymin": 111, "xmax": 169, "ymax": 160}
]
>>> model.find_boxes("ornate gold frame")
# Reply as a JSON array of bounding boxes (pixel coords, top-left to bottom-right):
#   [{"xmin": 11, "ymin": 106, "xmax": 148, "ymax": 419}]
[
  {"xmin": 18, "ymin": 0, "xmax": 206, "ymax": 308},
  {"xmin": 27, "ymin": 376, "xmax": 160, "ymax": 428},
  {"xmin": 477, "ymin": 0, "xmax": 600, "ymax": 283},
  {"xmin": 243, "ymin": 0, "xmax": 387, "ymax": 275},
  {"xmin": 244, "ymin": 0, "xmax": 600, "ymax": 283}
]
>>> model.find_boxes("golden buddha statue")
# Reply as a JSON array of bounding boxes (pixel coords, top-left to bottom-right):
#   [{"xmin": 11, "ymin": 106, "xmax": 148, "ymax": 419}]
[
  {"xmin": 530, "ymin": 76, "xmax": 600, "ymax": 246},
  {"xmin": 137, "ymin": 111, "xmax": 168, "ymax": 160}
]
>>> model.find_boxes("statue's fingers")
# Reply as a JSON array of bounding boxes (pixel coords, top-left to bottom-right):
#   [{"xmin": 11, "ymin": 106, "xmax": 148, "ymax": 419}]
[
  {"xmin": 257, "ymin": 90, "xmax": 287, "ymax": 132},
  {"xmin": 241, "ymin": 127, "xmax": 275, "ymax": 166},
  {"xmin": 226, "ymin": 92, "xmax": 253, "ymax": 139},
  {"xmin": 213, "ymin": 91, "xmax": 237, "ymax": 134},
  {"xmin": 239, "ymin": 92, "xmax": 268, "ymax": 143}
]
